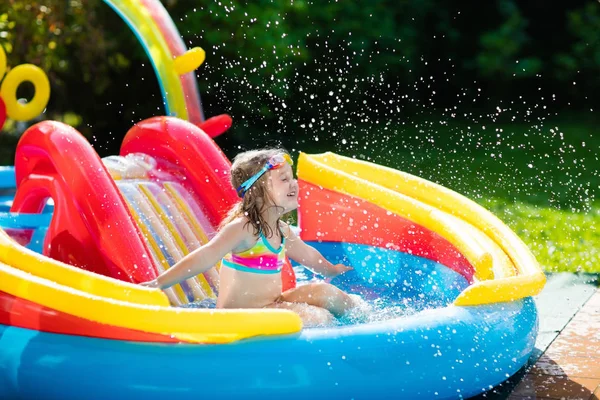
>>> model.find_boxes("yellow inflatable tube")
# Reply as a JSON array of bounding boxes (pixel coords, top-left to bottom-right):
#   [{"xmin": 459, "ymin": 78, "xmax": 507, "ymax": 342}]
[
  {"xmin": 0, "ymin": 259, "xmax": 302, "ymax": 344},
  {"xmin": 298, "ymin": 153, "xmax": 515, "ymax": 282},
  {"xmin": 0, "ymin": 228, "xmax": 169, "ymax": 307},
  {"xmin": 298, "ymin": 153, "xmax": 545, "ymax": 305},
  {"xmin": 308, "ymin": 153, "xmax": 539, "ymax": 272}
]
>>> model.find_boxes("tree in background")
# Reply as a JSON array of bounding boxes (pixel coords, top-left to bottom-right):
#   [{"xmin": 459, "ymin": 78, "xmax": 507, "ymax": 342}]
[
  {"xmin": 0, "ymin": 0, "xmax": 162, "ymax": 152},
  {"xmin": 0, "ymin": 0, "xmax": 598, "ymax": 162},
  {"xmin": 555, "ymin": 2, "xmax": 600, "ymax": 102}
]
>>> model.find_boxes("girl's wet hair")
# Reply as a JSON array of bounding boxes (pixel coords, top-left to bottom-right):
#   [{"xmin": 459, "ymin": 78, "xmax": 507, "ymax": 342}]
[{"xmin": 221, "ymin": 148, "xmax": 291, "ymax": 239}]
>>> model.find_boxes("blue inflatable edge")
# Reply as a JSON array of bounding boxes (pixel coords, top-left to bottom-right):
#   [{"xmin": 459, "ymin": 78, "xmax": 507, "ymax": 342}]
[
  {"xmin": 0, "ymin": 297, "xmax": 538, "ymax": 400},
  {"xmin": 0, "ymin": 166, "xmax": 15, "ymax": 189},
  {"xmin": 0, "ymin": 213, "xmax": 52, "ymax": 229},
  {"xmin": 0, "ymin": 166, "xmax": 51, "ymax": 252}
]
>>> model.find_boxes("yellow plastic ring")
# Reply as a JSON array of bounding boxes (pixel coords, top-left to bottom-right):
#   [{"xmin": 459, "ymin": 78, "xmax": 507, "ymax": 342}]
[
  {"xmin": 0, "ymin": 64, "xmax": 50, "ymax": 121},
  {"xmin": 0, "ymin": 45, "xmax": 6, "ymax": 81}
]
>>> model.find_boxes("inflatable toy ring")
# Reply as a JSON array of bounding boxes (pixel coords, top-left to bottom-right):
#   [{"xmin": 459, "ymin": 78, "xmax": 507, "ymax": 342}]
[
  {"xmin": 0, "ymin": 64, "xmax": 50, "ymax": 121},
  {"xmin": 0, "ymin": 45, "xmax": 6, "ymax": 81}
]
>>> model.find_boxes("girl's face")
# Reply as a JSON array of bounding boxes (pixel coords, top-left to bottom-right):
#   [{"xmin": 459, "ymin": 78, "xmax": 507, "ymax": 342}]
[{"xmin": 267, "ymin": 163, "xmax": 298, "ymax": 213}]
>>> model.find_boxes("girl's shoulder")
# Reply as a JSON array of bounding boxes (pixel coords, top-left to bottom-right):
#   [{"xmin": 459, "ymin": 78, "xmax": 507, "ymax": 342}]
[
  {"xmin": 225, "ymin": 217, "xmax": 261, "ymax": 253},
  {"xmin": 224, "ymin": 216, "xmax": 259, "ymax": 244},
  {"xmin": 224, "ymin": 216, "xmax": 254, "ymax": 234}
]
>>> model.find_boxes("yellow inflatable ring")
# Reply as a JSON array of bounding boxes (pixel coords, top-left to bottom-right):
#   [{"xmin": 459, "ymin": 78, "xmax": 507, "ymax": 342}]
[
  {"xmin": 0, "ymin": 46, "xmax": 6, "ymax": 81},
  {"xmin": 0, "ymin": 64, "xmax": 50, "ymax": 121}
]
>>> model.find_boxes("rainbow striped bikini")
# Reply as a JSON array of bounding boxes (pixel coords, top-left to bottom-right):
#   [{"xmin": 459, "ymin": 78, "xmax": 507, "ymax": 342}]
[{"xmin": 221, "ymin": 232, "xmax": 286, "ymax": 274}]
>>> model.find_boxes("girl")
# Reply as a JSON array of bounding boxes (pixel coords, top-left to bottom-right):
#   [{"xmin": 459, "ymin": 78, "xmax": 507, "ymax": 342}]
[{"xmin": 141, "ymin": 148, "xmax": 359, "ymax": 327}]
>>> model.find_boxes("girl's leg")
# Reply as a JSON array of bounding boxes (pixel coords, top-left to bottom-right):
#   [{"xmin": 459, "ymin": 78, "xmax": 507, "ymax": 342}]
[
  {"xmin": 265, "ymin": 301, "xmax": 335, "ymax": 327},
  {"xmin": 279, "ymin": 282, "xmax": 357, "ymax": 318}
]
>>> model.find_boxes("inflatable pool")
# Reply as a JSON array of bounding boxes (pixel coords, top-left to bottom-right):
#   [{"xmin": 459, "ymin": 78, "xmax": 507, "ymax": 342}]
[
  {"xmin": 0, "ymin": 116, "xmax": 545, "ymax": 400},
  {"xmin": 0, "ymin": 1, "xmax": 545, "ymax": 398}
]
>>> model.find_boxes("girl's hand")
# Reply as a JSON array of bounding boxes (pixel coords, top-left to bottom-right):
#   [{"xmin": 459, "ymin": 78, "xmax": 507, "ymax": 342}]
[
  {"xmin": 140, "ymin": 279, "xmax": 160, "ymax": 289},
  {"xmin": 325, "ymin": 263, "xmax": 353, "ymax": 278}
]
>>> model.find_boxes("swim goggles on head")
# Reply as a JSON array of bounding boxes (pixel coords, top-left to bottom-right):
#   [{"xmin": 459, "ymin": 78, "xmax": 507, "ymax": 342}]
[{"xmin": 237, "ymin": 153, "xmax": 293, "ymax": 198}]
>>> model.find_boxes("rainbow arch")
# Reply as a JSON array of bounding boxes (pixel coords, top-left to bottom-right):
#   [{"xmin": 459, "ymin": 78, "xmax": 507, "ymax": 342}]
[{"xmin": 104, "ymin": 0, "xmax": 205, "ymax": 123}]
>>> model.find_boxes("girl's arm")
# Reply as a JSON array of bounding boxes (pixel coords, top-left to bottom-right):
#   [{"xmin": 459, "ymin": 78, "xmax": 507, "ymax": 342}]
[
  {"xmin": 142, "ymin": 219, "xmax": 249, "ymax": 289},
  {"xmin": 283, "ymin": 224, "xmax": 353, "ymax": 278}
]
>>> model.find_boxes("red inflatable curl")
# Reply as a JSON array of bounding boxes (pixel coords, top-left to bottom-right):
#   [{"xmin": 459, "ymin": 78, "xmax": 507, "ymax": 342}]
[
  {"xmin": 195, "ymin": 114, "xmax": 232, "ymax": 138},
  {"xmin": 11, "ymin": 121, "xmax": 157, "ymax": 282},
  {"xmin": 298, "ymin": 180, "xmax": 475, "ymax": 283}
]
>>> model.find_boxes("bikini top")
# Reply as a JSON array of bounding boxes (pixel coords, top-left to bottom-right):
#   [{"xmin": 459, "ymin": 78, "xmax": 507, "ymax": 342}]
[{"xmin": 221, "ymin": 231, "xmax": 286, "ymax": 274}]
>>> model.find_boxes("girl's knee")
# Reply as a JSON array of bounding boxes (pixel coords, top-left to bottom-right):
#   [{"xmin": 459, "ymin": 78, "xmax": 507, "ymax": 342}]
[{"xmin": 271, "ymin": 301, "xmax": 335, "ymax": 328}]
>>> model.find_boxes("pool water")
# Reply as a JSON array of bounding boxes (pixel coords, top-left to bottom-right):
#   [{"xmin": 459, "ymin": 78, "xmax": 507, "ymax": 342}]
[{"xmin": 183, "ymin": 242, "xmax": 470, "ymax": 328}]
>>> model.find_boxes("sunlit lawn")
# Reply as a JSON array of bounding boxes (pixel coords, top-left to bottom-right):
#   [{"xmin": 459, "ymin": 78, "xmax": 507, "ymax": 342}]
[
  {"xmin": 279, "ymin": 112, "xmax": 599, "ymax": 274},
  {"xmin": 484, "ymin": 199, "xmax": 599, "ymax": 273}
]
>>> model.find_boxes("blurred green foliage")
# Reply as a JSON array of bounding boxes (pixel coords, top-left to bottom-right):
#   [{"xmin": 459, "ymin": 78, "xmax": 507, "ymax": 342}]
[
  {"xmin": 0, "ymin": 0, "xmax": 597, "ymax": 148},
  {"xmin": 1, "ymin": 0, "xmax": 115, "ymax": 111},
  {"xmin": 555, "ymin": 2, "xmax": 600, "ymax": 89}
]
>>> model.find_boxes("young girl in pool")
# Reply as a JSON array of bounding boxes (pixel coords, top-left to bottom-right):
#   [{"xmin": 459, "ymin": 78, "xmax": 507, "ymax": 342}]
[{"xmin": 141, "ymin": 148, "xmax": 359, "ymax": 327}]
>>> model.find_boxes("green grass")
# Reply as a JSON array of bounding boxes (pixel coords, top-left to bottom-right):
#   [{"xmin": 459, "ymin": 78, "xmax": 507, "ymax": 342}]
[
  {"xmin": 279, "ymin": 112, "xmax": 600, "ymax": 274},
  {"xmin": 483, "ymin": 199, "xmax": 599, "ymax": 273}
]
